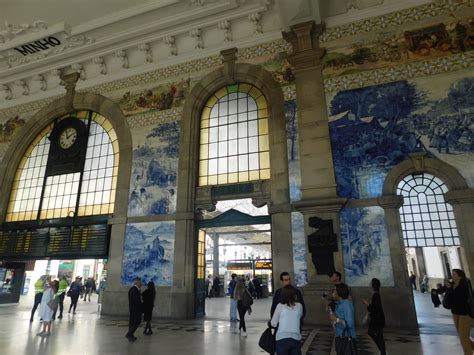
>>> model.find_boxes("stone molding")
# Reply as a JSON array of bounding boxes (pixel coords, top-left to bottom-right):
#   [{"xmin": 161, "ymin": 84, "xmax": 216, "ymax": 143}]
[
  {"xmin": 382, "ymin": 153, "xmax": 469, "ymax": 195},
  {"xmin": 377, "ymin": 195, "xmax": 404, "ymax": 209},
  {"xmin": 293, "ymin": 197, "xmax": 348, "ymax": 214},
  {"xmin": 445, "ymin": 189, "xmax": 474, "ymax": 205}
]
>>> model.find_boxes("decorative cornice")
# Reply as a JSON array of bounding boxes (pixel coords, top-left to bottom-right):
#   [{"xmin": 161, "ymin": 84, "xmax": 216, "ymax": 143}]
[
  {"xmin": 283, "ymin": 21, "xmax": 325, "ymax": 70},
  {"xmin": 320, "ymin": 0, "xmax": 471, "ymax": 42},
  {"xmin": 324, "ymin": 50, "xmax": 474, "ymax": 92}
]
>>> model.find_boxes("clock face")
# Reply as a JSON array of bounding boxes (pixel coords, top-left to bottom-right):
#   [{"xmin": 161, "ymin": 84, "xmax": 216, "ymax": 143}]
[{"xmin": 59, "ymin": 127, "xmax": 78, "ymax": 149}]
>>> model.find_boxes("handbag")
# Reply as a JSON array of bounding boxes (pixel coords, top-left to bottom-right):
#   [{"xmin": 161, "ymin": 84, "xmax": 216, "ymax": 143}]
[
  {"xmin": 258, "ymin": 326, "xmax": 276, "ymax": 354},
  {"xmin": 334, "ymin": 325, "xmax": 358, "ymax": 355},
  {"xmin": 66, "ymin": 289, "xmax": 72, "ymax": 297},
  {"xmin": 47, "ymin": 297, "xmax": 58, "ymax": 311}
]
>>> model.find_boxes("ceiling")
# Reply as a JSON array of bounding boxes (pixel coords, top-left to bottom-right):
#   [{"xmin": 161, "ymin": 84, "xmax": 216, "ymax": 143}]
[{"xmin": 0, "ymin": 0, "xmax": 153, "ymax": 28}]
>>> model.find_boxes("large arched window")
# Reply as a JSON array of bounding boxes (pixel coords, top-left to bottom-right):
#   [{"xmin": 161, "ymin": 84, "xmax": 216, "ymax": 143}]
[
  {"xmin": 198, "ymin": 83, "xmax": 270, "ymax": 186},
  {"xmin": 397, "ymin": 173, "xmax": 459, "ymax": 247},
  {"xmin": 5, "ymin": 111, "xmax": 119, "ymax": 222}
]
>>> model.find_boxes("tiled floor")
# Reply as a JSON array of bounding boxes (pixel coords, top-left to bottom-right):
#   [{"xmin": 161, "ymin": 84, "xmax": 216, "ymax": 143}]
[{"xmin": 0, "ymin": 290, "xmax": 470, "ymax": 355}]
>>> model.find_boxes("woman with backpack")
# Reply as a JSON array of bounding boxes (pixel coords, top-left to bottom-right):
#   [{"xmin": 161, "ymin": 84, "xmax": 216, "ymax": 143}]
[
  {"xmin": 234, "ymin": 278, "xmax": 253, "ymax": 337},
  {"xmin": 362, "ymin": 278, "xmax": 386, "ymax": 355},
  {"xmin": 445, "ymin": 269, "xmax": 473, "ymax": 354}
]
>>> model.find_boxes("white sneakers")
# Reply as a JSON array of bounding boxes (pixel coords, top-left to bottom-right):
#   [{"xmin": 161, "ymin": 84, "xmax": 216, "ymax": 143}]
[{"xmin": 241, "ymin": 331, "xmax": 247, "ymax": 337}]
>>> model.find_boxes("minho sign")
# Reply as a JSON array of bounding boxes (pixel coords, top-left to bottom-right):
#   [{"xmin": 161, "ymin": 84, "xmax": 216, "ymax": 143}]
[{"xmin": 14, "ymin": 37, "xmax": 62, "ymax": 56}]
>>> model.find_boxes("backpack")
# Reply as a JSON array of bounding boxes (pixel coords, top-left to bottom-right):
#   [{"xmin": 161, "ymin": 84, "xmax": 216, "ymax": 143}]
[{"xmin": 242, "ymin": 289, "xmax": 254, "ymax": 308}]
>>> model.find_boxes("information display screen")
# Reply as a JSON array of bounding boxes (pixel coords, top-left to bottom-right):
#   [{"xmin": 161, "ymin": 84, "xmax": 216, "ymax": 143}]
[{"xmin": 0, "ymin": 224, "xmax": 109, "ymax": 259}]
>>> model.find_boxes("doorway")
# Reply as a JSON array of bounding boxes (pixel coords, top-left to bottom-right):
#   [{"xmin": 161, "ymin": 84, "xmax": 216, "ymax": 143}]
[{"xmin": 195, "ymin": 199, "xmax": 273, "ymax": 319}]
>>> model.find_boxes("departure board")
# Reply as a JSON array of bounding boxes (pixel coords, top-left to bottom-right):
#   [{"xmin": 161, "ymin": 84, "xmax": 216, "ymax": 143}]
[{"xmin": 0, "ymin": 224, "xmax": 109, "ymax": 259}]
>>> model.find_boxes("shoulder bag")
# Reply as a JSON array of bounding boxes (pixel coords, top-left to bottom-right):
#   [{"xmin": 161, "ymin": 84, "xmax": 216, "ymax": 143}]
[
  {"xmin": 258, "ymin": 325, "xmax": 276, "ymax": 354},
  {"xmin": 335, "ymin": 324, "xmax": 358, "ymax": 355},
  {"xmin": 47, "ymin": 296, "xmax": 59, "ymax": 312}
]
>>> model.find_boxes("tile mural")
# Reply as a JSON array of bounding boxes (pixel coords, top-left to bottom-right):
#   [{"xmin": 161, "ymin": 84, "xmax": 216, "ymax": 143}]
[
  {"xmin": 322, "ymin": 15, "xmax": 474, "ymax": 79},
  {"xmin": 340, "ymin": 206, "xmax": 394, "ymax": 287},
  {"xmin": 285, "ymin": 100, "xmax": 302, "ymax": 202},
  {"xmin": 291, "ymin": 212, "xmax": 307, "ymax": 287},
  {"xmin": 328, "ymin": 70, "xmax": 474, "ymax": 199},
  {"xmin": 128, "ymin": 119, "xmax": 180, "ymax": 216},
  {"xmin": 121, "ymin": 221, "xmax": 175, "ymax": 286}
]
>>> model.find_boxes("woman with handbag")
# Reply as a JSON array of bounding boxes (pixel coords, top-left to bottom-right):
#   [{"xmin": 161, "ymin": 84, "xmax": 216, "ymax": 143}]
[
  {"xmin": 329, "ymin": 283, "xmax": 357, "ymax": 355},
  {"xmin": 37, "ymin": 276, "xmax": 57, "ymax": 337},
  {"xmin": 361, "ymin": 278, "xmax": 386, "ymax": 355},
  {"xmin": 270, "ymin": 285, "xmax": 303, "ymax": 355}
]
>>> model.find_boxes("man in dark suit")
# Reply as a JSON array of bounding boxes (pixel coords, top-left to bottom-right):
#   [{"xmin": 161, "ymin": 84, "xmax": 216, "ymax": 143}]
[
  {"xmin": 271, "ymin": 272, "xmax": 306, "ymax": 319},
  {"xmin": 126, "ymin": 278, "xmax": 142, "ymax": 342}
]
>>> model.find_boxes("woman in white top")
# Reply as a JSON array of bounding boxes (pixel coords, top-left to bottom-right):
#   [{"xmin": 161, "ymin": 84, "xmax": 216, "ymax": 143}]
[
  {"xmin": 38, "ymin": 277, "xmax": 56, "ymax": 337},
  {"xmin": 270, "ymin": 285, "xmax": 303, "ymax": 355}
]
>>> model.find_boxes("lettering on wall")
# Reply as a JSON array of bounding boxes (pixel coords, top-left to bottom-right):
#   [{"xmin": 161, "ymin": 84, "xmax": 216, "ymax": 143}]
[{"xmin": 13, "ymin": 37, "xmax": 61, "ymax": 56}]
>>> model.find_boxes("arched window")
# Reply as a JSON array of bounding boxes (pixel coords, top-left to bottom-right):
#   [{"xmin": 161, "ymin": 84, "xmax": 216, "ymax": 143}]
[
  {"xmin": 198, "ymin": 83, "xmax": 270, "ymax": 186},
  {"xmin": 397, "ymin": 173, "xmax": 459, "ymax": 247},
  {"xmin": 5, "ymin": 111, "xmax": 119, "ymax": 222}
]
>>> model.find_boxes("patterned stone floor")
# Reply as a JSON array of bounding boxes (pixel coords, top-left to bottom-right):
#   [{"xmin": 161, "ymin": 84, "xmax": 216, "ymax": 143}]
[{"xmin": 0, "ymin": 290, "xmax": 470, "ymax": 354}]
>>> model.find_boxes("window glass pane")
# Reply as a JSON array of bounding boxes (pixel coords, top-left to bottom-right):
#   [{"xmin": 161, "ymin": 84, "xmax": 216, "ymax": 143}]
[
  {"xmin": 397, "ymin": 173, "xmax": 459, "ymax": 248},
  {"xmin": 198, "ymin": 84, "xmax": 270, "ymax": 186}
]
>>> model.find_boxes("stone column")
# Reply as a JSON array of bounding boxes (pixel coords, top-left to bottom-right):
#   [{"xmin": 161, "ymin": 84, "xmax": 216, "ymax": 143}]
[
  {"xmin": 283, "ymin": 21, "xmax": 337, "ymax": 199},
  {"xmin": 445, "ymin": 188, "xmax": 474, "ymax": 279},
  {"xmin": 414, "ymin": 247, "xmax": 427, "ymax": 286},
  {"xmin": 213, "ymin": 234, "xmax": 219, "ymax": 283},
  {"xmin": 378, "ymin": 195, "xmax": 418, "ymax": 332},
  {"xmin": 294, "ymin": 199, "xmax": 346, "ymax": 325},
  {"xmin": 284, "ymin": 20, "xmax": 344, "ymax": 325}
]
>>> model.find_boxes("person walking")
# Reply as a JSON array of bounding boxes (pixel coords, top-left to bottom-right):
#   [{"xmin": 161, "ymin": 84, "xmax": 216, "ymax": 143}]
[
  {"xmin": 205, "ymin": 275, "xmax": 213, "ymax": 298},
  {"xmin": 271, "ymin": 272, "xmax": 306, "ymax": 321},
  {"xmin": 213, "ymin": 276, "xmax": 220, "ymax": 297},
  {"xmin": 445, "ymin": 269, "xmax": 474, "ymax": 354},
  {"xmin": 142, "ymin": 281, "xmax": 155, "ymax": 335},
  {"xmin": 362, "ymin": 278, "xmax": 386, "ymax": 355},
  {"xmin": 126, "ymin": 278, "xmax": 142, "ymax": 342},
  {"xmin": 53, "ymin": 276, "xmax": 68, "ymax": 320},
  {"xmin": 37, "ymin": 277, "xmax": 56, "ymax": 337},
  {"xmin": 30, "ymin": 276, "xmax": 45, "ymax": 322},
  {"xmin": 68, "ymin": 276, "xmax": 82, "ymax": 315},
  {"xmin": 84, "ymin": 277, "xmax": 94, "ymax": 302},
  {"xmin": 329, "ymin": 283, "xmax": 357, "ymax": 355},
  {"xmin": 234, "ymin": 278, "xmax": 253, "ymax": 337},
  {"xmin": 228, "ymin": 273, "xmax": 238, "ymax": 321},
  {"xmin": 409, "ymin": 271, "xmax": 417, "ymax": 291},
  {"xmin": 270, "ymin": 285, "xmax": 303, "ymax": 355}
]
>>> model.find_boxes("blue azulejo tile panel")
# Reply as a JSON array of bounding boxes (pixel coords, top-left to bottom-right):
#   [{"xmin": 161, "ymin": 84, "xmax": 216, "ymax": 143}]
[
  {"xmin": 128, "ymin": 120, "xmax": 180, "ymax": 216},
  {"xmin": 291, "ymin": 212, "xmax": 308, "ymax": 287},
  {"xmin": 340, "ymin": 206, "xmax": 394, "ymax": 287},
  {"xmin": 328, "ymin": 72, "xmax": 474, "ymax": 199},
  {"xmin": 121, "ymin": 221, "xmax": 175, "ymax": 286},
  {"xmin": 285, "ymin": 100, "xmax": 302, "ymax": 202}
]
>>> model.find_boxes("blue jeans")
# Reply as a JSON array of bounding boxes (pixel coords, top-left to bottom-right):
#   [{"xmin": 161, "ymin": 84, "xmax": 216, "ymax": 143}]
[
  {"xmin": 276, "ymin": 338, "xmax": 302, "ymax": 355},
  {"xmin": 230, "ymin": 299, "xmax": 237, "ymax": 320}
]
